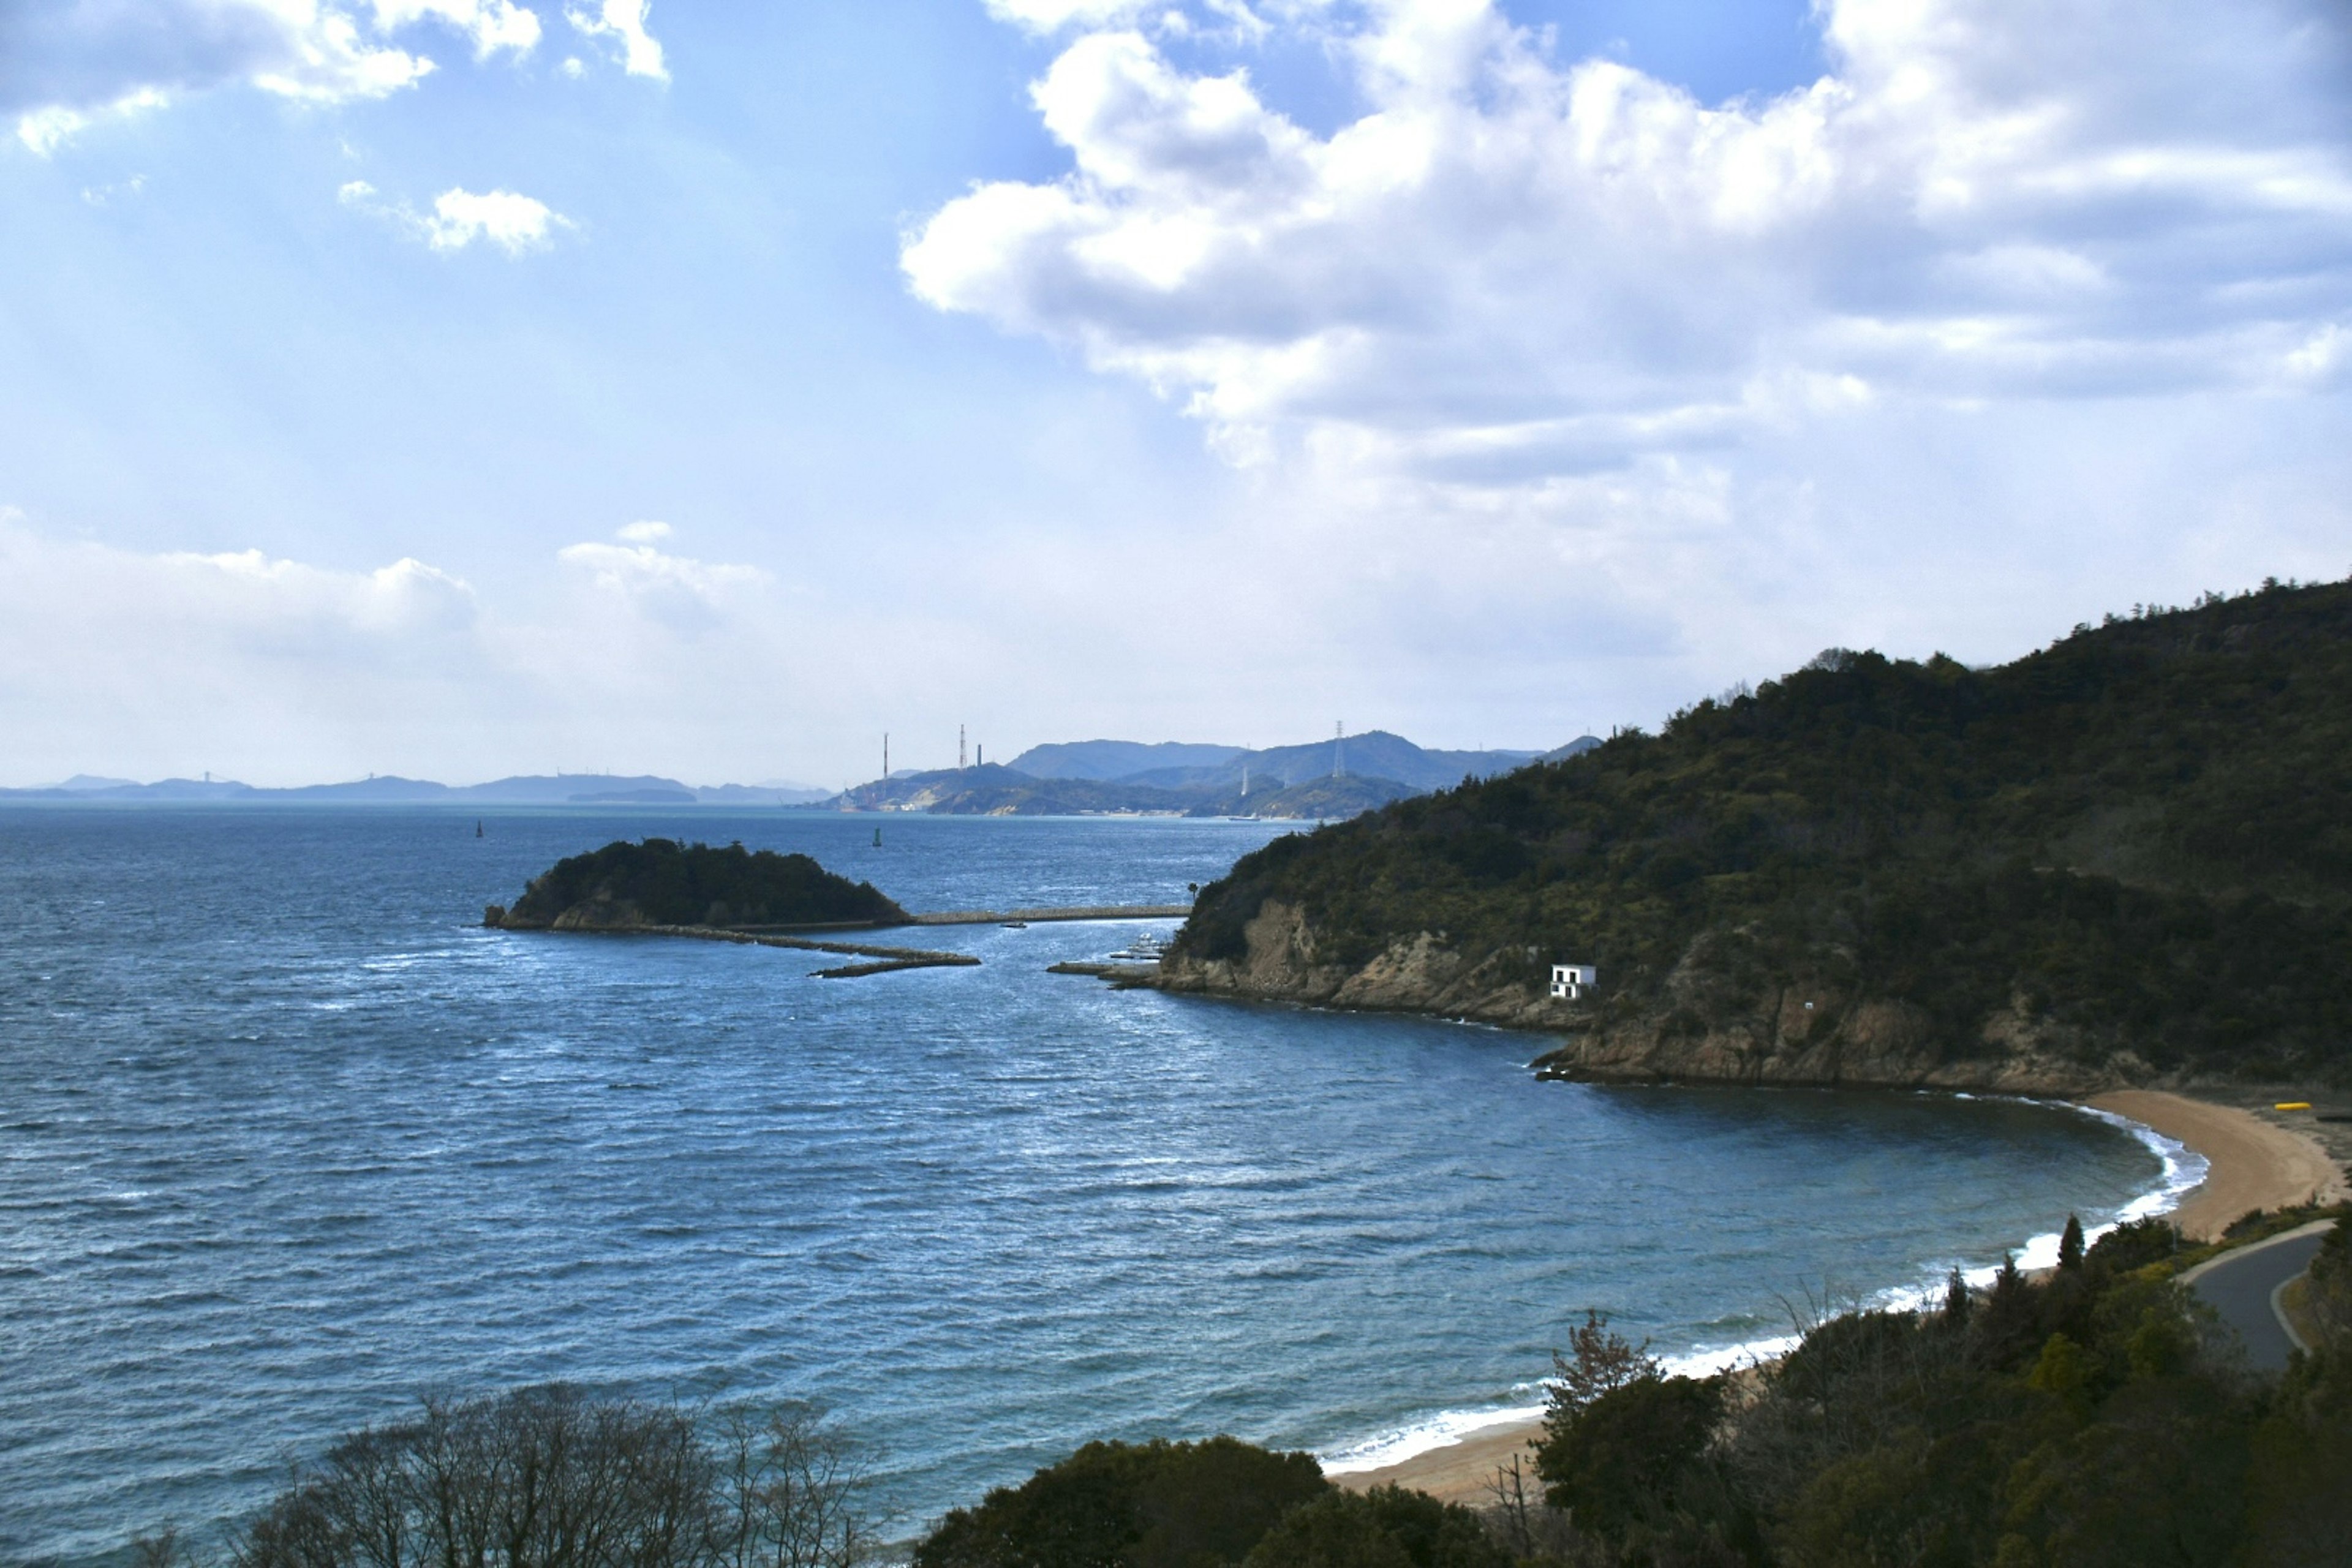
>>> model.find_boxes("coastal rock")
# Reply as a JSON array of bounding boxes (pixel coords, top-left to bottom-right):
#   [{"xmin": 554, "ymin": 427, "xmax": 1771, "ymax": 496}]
[
  {"xmin": 1155, "ymin": 905, "xmax": 2139, "ymax": 1095},
  {"xmin": 1155, "ymin": 900, "xmax": 1352, "ymax": 1001}
]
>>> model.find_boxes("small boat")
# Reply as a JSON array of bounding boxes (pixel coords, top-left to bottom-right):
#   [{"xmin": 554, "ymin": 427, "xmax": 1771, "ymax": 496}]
[
  {"xmin": 1001, "ymin": 920, "xmax": 1028, "ymax": 930},
  {"xmin": 475, "ymin": 820, "xmax": 484, "ymax": 838},
  {"xmin": 872, "ymin": 828, "xmax": 883, "ymax": 847}
]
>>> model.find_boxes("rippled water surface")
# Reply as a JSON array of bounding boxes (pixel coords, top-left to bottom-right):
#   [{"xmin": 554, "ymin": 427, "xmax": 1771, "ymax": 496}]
[{"xmin": 1, "ymin": 807, "xmax": 2169, "ymax": 1562}]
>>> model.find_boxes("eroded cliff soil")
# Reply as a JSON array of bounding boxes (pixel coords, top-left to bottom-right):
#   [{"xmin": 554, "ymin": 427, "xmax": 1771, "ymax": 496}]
[{"xmin": 1152, "ymin": 902, "xmax": 2146, "ymax": 1095}]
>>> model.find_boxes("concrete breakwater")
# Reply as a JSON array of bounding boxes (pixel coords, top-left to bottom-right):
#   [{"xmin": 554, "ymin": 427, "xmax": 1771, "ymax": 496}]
[
  {"xmin": 483, "ymin": 905, "xmax": 1188, "ymax": 979},
  {"xmin": 909, "ymin": 905, "xmax": 1192, "ymax": 925},
  {"xmin": 509, "ymin": 919, "xmax": 981, "ymax": 977}
]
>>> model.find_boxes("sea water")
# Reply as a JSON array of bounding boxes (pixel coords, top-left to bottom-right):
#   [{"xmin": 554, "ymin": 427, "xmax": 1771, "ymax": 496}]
[{"xmin": 0, "ymin": 807, "xmax": 2182, "ymax": 1562}]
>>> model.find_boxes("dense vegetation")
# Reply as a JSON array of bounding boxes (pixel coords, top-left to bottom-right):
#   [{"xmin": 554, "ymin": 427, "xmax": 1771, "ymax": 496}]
[
  {"xmin": 140, "ymin": 1390, "xmax": 878, "ymax": 1568},
  {"xmin": 1521, "ymin": 1210, "xmax": 2352, "ymax": 1567},
  {"xmin": 491, "ymin": 839, "xmax": 907, "ymax": 930},
  {"xmin": 908, "ymin": 1438, "xmax": 1504, "ymax": 1568},
  {"xmin": 1172, "ymin": 578, "xmax": 2352, "ymax": 1082}
]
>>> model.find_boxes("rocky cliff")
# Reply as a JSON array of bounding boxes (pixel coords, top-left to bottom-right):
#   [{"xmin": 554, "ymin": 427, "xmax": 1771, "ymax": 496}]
[{"xmin": 1153, "ymin": 903, "xmax": 2147, "ymax": 1095}]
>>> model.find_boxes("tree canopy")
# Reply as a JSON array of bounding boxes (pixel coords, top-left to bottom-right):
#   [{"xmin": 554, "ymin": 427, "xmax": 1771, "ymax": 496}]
[{"xmin": 492, "ymin": 839, "xmax": 907, "ymax": 931}]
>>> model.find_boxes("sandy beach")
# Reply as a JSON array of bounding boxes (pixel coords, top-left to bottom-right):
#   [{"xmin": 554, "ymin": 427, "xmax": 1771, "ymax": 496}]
[
  {"xmin": 1333, "ymin": 1419, "xmax": 1546, "ymax": 1505},
  {"xmin": 2085, "ymin": 1090, "xmax": 2345, "ymax": 1240},
  {"xmin": 1336, "ymin": 1088, "xmax": 2347, "ymax": 1503}
]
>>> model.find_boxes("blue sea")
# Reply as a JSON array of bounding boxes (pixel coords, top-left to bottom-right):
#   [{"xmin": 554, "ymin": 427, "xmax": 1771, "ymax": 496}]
[{"xmin": 0, "ymin": 807, "xmax": 2187, "ymax": 1563}]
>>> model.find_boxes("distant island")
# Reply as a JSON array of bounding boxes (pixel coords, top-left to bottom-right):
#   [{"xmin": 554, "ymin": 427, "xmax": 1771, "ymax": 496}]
[
  {"xmin": 0, "ymin": 772, "xmax": 833, "ymax": 806},
  {"xmin": 486, "ymin": 839, "xmax": 907, "ymax": 932},
  {"xmin": 2, "ymin": 731, "xmax": 1596, "ymax": 818},
  {"xmin": 838, "ymin": 731, "xmax": 1601, "ymax": 818},
  {"xmin": 1151, "ymin": 577, "xmax": 2352, "ymax": 1095}
]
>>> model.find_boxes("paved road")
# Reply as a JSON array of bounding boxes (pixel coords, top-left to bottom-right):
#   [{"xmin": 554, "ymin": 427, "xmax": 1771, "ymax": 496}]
[{"xmin": 2182, "ymin": 1222, "xmax": 2331, "ymax": 1372}]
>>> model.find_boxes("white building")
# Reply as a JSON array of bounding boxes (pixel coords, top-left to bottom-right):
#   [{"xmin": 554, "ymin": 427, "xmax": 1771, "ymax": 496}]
[{"xmin": 1551, "ymin": 962, "xmax": 1597, "ymax": 1000}]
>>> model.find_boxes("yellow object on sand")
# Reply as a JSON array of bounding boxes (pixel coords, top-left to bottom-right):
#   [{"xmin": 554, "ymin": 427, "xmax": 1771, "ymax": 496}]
[{"xmin": 2275, "ymin": 1102, "xmax": 2312, "ymax": 1112}]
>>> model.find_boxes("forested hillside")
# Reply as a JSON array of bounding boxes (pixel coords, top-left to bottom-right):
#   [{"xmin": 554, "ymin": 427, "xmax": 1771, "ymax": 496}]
[{"xmin": 1163, "ymin": 578, "xmax": 2352, "ymax": 1088}]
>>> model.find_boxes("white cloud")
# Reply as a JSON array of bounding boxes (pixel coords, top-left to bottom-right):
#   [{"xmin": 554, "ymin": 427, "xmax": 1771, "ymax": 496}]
[
  {"xmin": 0, "ymin": 510, "xmax": 840, "ymax": 787},
  {"xmin": 371, "ymin": 1, "xmax": 542, "ymax": 59},
  {"xmin": 1, "ymin": 0, "xmax": 551, "ymax": 153},
  {"xmin": 557, "ymin": 537, "xmax": 766, "ymax": 631},
  {"xmin": 421, "ymin": 185, "xmax": 571, "ymax": 252},
  {"xmin": 986, "ymin": 0, "xmax": 1157, "ymax": 30},
  {"xmin": 340, "ymin": 179, "xmax": 575, "ymax": 254},
  {"xmin": 15, "ymin": 86, "xmax": 167, "ymax": 155},
  {"xmin": 564, "ymin": 0, "xmax": 666, "ymax": 81},
  {"xmin": 984, "ymin": 0, "xmax": 1288, "ymax": 38},
  {"xmin": 616, "ymin": 519, "xmax": 672, "ymax": 541},
  {"xmin": 904, "ymin": 0, "xmax": 2352, "ymax": 480}
]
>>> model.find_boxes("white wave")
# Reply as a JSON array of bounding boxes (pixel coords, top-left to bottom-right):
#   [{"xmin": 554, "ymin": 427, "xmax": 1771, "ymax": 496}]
[
  {"xmin": 1317, "ymin": 1393, "xmax": 1547, "ymax": 1475},
  {"xmin": 1660, "ymin": 1333, "xmax": 1803, "ymax": 1379},
  {"xmin": 1317, "ymin": 1095, "xmax": 2203, "ymax": 1477}
]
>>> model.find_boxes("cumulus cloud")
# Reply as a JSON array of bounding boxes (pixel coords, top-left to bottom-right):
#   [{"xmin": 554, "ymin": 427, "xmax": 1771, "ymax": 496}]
[
  {"xmin": 1, "ymin": 0, "xmax": 552, "ymax": 153},
  {"xmin": 905, "ymin": 0, "xmax": 2352, "ymax": 478},
  {"xmin": 564, "ymin": 0, "xmax": 666, "ymax": 81},
  {"xmin": 372, "ymin": 0, "xmax": 542, "ymax": 59},
  {"xmin": 0, "ymin": 510, "xmax": 837, "ymax": 786},
  {"xmin": 340, "ymin": 179, "xmax": 575, "ymax": 254},
  {"xmin": 558, "ymin": 530, "xmax": 767, "ymax": 633}
]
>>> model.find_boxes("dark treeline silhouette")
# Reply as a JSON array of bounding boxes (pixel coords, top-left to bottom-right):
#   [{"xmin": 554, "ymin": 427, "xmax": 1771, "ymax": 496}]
[
  {"xmin": 489, "ymin": 840, "xmax": 907, "ymax": 931},
  {"xmin": 1520, "ymin": 1212, "xmax": 2352, "ymax": 1567},
  {"xmin": 139, "ymin": 1389, "xmax": 877, "ymax": 1568}
]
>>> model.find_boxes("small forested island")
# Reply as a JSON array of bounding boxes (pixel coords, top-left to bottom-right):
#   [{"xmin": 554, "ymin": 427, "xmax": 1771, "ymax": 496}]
[
  {"xmin": 486, "ymin": 838, "xmax": 908, "ymax": 932},
  {"xmin": 1161, "ymin": 577, "xmax": 2352, "ymax": 1092}
]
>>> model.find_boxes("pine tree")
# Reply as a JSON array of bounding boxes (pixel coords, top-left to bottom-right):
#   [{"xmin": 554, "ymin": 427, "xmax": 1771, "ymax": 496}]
[
  {"xmin": 1941, "ymin": 1267, "xmax": 1972, "ymax": 1327},
  {"xmin": 2058, "ymin": 1215, "xmax": 2085, "ymax": 1272}
]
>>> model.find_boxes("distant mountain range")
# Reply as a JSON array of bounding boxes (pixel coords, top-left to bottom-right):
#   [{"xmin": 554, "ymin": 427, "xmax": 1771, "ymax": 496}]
[
  {"xmin": 1005, "ymin": 732, "xmax": 1564, "ymax": 793},
  {"xmin": 1, "ymin": 774, "xmax": 834, "ymax": 806},
  {"xmin": 7, "ymin": 731, "xmax": 1600, "ymax": 818},
  {"xmin": 842, "ymin": 731, "xmax": 1601, "ymax": 818}
]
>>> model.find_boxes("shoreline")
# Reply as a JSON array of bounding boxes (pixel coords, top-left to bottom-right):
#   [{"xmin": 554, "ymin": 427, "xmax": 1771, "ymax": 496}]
[
  {"xmin": 2081, "ymin": 1089, "xmax": 2345, "ymax": 1240},
  {"xmin": 1329, "ymin": 1086, "xmax": 2347, "ymax": 1504}
]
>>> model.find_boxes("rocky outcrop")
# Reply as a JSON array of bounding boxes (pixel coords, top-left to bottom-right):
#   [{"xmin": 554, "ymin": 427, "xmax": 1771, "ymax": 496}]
[
  {"xmin": 1153, "ymin": 904, "xmax": 2146, "ymax": 1095},
  {"xmin": 486, "ymin": 895, "xmax": 648, "ymax": 930}
]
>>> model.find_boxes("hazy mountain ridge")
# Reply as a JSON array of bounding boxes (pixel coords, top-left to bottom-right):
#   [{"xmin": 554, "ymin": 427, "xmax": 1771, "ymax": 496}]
[
  {"xmin": 8, "ymin": 733, "xmax": 1600, "ymax": 816},
  {"xmin": 1, "ymin": 774, "xmax": 834, "ymax": 805},
  {"xmin": 1003, "ymin": 740, "xmax": 1250, "ymax": 780},
  {"xmin": 836, "ymin": 734, "xmax": 1600, "ymax": 818},
  {"xmin": 1007, "ymin": 730, "xmax": 1556, "ymax": 792}
]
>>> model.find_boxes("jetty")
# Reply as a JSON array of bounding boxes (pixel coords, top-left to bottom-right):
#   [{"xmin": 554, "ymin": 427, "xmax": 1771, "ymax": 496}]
[
  {"xmin": 908, "ymin": 905, "xmax": 1190, "ymax": 925},
  {"xmin": 626, "ymin": 923, "xmax": 981, "ymax": 978}
]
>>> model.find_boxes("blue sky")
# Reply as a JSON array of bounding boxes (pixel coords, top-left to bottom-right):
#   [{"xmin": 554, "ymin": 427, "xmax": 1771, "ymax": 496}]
[{"xmin": 2, "ymin": 0, "xmax": 2348, "ymax": 786}]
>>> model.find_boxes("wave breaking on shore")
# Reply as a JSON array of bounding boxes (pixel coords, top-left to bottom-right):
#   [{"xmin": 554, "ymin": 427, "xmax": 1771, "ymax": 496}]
[{"xmin": 1317, "ymin": 1099, "xmax": 2202, "ymax": 1480}]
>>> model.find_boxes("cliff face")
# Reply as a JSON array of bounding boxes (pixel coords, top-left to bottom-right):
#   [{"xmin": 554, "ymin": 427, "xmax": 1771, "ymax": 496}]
[{"xmin": 1154, "ymin": 903, "xmax": 2144, "ymax": 1095}]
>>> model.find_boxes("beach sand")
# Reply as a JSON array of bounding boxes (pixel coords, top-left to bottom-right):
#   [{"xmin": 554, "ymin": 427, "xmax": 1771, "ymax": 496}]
[
  {"xmin": 1336, "ymin": 1087, "xmax": 2348, "ymax": 1503},
  {"xmin": 2086, "ymin": 1089, "xmax": 2345, "ymax": 1240},
  {"xmin": 1332, "ymin": 1419, "xmax": 1544, "ymax": 1506}
]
